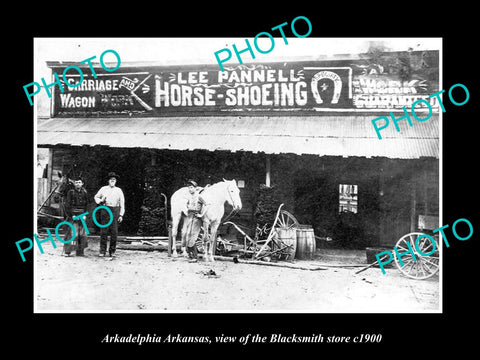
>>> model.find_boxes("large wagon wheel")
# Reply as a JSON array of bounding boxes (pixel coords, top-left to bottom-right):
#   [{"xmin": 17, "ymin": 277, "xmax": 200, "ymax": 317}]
[
  {"xmin": 272, "ymin": 210, "xmax": 299, "ymax": 260},
  {"xmin": 393, "ymin": 232, "xmax": 440, "ymax": 280},
  {"xmin": 276, "ymin": 210, "xmax": 299, "ymax": 229}
]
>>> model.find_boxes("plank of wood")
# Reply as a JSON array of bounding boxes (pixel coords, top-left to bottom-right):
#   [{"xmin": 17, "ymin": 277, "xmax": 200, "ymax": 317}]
[
  {"xmin": 354, "ymin": 254, "xmax": 390, "ymax": 274},
  {"xmin": 116, "ymin": 244, "xmax": 365, "ymax": 269},
  {"xmin": 125, "ymin": 236, "xmax": 169, "ymax": 240},
  {"xmin": 117, "ymin": 243, "xmax": 172, "ymax": 251},
  {"xmin": 203, "ymin": 254, "xmax": 328, "ymax": 271}
]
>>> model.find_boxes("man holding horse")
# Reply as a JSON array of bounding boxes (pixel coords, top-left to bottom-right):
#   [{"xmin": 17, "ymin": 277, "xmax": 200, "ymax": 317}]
[
  {"xmin": 183, "ymin": 180, "xmax": 207, "ymax": 262},
  {"xmin": 170, "ymin": 179, "xmax": 242, "ymax": 262},
  {"xmin": 64, "ymin": 175, "xmax": 89, "ymax": 256}
]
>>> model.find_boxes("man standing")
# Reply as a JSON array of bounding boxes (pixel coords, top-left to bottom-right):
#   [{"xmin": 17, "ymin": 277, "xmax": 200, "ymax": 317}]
[
  {"xmin": 94, "ymin": 172, "xmax": 125, "ymax": 258},
  {"xmin": 183, "ymin": 180, "xmax": 207, "ymax": 262},
  {"xmin": 64, "ymin": 175, "xmax": 89, "ymax": 256}
]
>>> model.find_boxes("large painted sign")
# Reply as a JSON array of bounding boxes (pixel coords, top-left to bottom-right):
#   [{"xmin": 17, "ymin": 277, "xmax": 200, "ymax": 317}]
[{"xmin": 50, "ymin": 51, "xmax": 439, "ymax": 117}]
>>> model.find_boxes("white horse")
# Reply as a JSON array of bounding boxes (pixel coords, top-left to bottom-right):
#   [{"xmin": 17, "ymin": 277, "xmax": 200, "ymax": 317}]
[{"xmin": 170, "ymin": 179, "xmax": 242, "ymax": 261}]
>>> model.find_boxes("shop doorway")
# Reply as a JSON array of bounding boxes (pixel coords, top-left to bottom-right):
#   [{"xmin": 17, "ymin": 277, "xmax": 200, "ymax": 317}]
[
  {"xmin": 293, "ymin": 170, "xmax": 338, "ymax": 240},
  {"xmin": 292, "ymin": 159, "xmax": 380, "ymax": 249}
]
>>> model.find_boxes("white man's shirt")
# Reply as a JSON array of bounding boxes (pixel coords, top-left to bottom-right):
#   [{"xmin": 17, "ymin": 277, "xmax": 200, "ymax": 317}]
[{"xmin": 94, "ymin": 186, "xmax": 125, "ymax": 216}]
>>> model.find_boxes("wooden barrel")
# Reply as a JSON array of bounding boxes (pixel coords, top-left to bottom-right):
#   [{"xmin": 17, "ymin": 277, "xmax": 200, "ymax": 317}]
[
  {"xmin": 275, "ymin": 228, "xmax": 297, "ymax": 259},
  {"xmin": 295, "ymin": 227, "xmax": 316, "ymax": 260}
]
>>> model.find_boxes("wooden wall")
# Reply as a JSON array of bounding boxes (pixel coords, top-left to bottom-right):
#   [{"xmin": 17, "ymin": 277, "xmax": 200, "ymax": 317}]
[{"xmin": 40, "ymin": 146, "xmax": 439, "ymax": 247}]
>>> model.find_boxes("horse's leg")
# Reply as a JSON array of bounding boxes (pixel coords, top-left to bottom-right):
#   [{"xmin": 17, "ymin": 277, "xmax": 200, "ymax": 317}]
[
  {"xmin": 180, "ymin": 216, "xmax": 189, "ymax": 257},
  {"xmin": 202, "ymin": 221, "xmax": 210, "ymax": 262},
  {"xmin": 209, "ymin": 222, "xmax": 220, "ymax": 262},
  {"xmin": 171, "ymin": 213, "xmax": 180, "ymax": 257}
]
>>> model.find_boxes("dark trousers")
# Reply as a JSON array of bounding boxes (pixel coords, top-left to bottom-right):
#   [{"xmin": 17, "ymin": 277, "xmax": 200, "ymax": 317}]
[
  {"xmin": 64, "ymin": 218, "xmax": 88, "ymax": 255},
  {"xmin": 187, "ymin": 244, "xmax": 198, "ymax": 259},
  {"xmin": 99, "ymin": 206, "xmax": 120, "ymax": 255}
]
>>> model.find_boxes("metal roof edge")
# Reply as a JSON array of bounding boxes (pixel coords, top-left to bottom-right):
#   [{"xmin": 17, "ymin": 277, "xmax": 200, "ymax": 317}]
[{"xmin": 45, "ymin": 49, "xmax": 439, "ymax": 69}]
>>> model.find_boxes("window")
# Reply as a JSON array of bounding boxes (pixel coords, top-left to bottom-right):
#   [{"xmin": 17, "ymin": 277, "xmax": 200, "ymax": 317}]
[{"xmin": 339, "ymin": 184, "xmax": 358, "ymax": 213}]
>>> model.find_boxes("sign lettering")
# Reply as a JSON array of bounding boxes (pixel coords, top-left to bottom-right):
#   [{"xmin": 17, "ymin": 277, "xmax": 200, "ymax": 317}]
[{"xmin": 49, "ymin": 51, "xmax": 439, "ymax": 117}]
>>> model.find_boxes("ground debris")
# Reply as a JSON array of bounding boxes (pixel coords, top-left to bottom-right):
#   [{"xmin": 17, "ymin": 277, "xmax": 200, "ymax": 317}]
[{"xmin": 196, "ymin": 269, "xmax": 221, "ymax": 278}]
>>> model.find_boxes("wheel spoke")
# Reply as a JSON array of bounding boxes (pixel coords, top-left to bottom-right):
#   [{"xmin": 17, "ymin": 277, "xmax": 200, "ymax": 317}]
[
  {"xmin": 401, "ymin": 258, "xmax": 415, "ymax": 267},
  {"xmin": 397, "ymin": 242, "xmax": 410, "ymax": 252},
  {"xmin": 277, "ymin": 215, "xmax": 284, "ymax": 227},
  {"xmin": 418, "ymin": 260, "xmax": 430, "ymax": 274},
  {"xmin": 424, "ymin": 260, "xmax": 436, "ymax": 275},
  {"xmin": 277, "ymin": 210, "xmax": 299, "ymax": 230},
  {"xmin": 414, "ymin": 261, "xmax": 423, "ymax": 278},
  {"xmin": 402, "ymin": 260, "xmax": 417, "ymax": 276},
  {"xmin": 409, "ymin": 261, "xmax": 420, "ymax": 278},
  {"xmin": 418, "ymin": 260, "xmax": 427, "ymax": 277},
  {"xmin": 408, "ymin": 234, "xmax": 416, "ymax": 247},
  {"xmin": 422, "ymin": 257, "xmax": 439, "ymax": 269},
  {"xmin": 415, "ymin": 260, "xmax": 424, "ymax": 278},
  {"xmin": 420, "ymin": 241, "xmax": 433, "ymax": 252},
  {"xmin": 408, "ymin": 260, "xmax": 418, "ymax": 276},
  {"xmin": 422, "ymin": 259, "xmax": 436, "ymax": 273},
  {"xmin": 403, "ymin": 261, "xmax": 415, "ymax": 277},
  {"xmin": 404, "ymin": 265, "xmax": 417, "ymax": 277}
]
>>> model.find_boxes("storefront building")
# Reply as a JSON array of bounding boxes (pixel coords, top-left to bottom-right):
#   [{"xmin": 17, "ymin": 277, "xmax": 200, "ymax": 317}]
[{"xmin": 37, "ymin": 50, "xmax": 440, "ymax": 249}]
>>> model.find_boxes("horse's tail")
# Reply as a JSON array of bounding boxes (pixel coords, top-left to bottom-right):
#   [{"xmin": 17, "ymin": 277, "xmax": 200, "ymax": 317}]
[{"xmin": 170, "ymin": 187, "xmax": 187, "ymax": 218}]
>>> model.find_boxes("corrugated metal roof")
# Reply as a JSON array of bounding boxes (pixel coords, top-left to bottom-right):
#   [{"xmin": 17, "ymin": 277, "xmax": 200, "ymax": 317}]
[{"xmin": 37, "ymin": 115, "xmax": 439, "ymax": 159}]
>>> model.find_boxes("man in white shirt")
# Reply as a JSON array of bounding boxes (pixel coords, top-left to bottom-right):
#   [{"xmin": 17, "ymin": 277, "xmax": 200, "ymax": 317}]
[{"xmin": 94, "ymin": 172, "xmax": 125, "ymax": 257}]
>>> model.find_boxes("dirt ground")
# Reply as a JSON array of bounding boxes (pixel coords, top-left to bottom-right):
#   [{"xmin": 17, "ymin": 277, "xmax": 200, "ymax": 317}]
[{"xmin": 35, "ymin": 237, "xmax": 440, "ymax": 312}]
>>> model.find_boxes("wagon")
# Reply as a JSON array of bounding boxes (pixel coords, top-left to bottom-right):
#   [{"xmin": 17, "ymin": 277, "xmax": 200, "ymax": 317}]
[
  {"xmin": 391, "ymin": 215, "xmax": 440, "ymax": 280},
  {"xmin": 223, "ymin": 203, "xmax": 301, "ymax": 261}
]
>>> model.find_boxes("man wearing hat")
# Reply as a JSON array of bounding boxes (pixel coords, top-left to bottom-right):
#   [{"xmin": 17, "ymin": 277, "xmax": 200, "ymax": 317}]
[
  {"xmin": 64, "ymin": 175, "xmax": 89, "ymax": 256},
  {"xmin": 94, "ymin": 172, "xmax": 125, "ymax": 257},
  {"xmin": 182, "ymin": 180, "xmax": 207, "ymax": 261}
]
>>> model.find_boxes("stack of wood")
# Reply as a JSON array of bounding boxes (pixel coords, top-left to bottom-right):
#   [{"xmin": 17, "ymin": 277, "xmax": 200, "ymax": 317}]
[
  {"xmin": 137, "ymin": 205, "xmax": 165, "ymax": 236},
  {"xmin": 137, "ymin": 166, "xmax": 168, "ymax": 236},
  {"xmin": 253, "ymin": 184, "xmax": 282, "ymax": 237}
]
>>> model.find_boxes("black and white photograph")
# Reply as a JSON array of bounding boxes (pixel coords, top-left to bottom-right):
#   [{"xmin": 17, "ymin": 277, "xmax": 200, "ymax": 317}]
[
  {"xmin": 33, "ymin": 37, "xmax": 442, "ymax": 313},
  {"xmin": 6, "ymin": 7, "xmax": 478, "ymax": 354}
]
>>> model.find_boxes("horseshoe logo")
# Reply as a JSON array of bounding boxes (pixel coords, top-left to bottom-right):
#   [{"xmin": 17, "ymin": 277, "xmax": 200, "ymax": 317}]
[{"xmin": 311, "ymin": 71, "xmax": 342, "ymax": 104}]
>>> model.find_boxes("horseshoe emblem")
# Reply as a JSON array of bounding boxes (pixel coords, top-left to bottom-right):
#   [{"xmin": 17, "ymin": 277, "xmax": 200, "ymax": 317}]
[{"xmin": 311, "ymin": 71, "xmax": 342, "ymax": 104}]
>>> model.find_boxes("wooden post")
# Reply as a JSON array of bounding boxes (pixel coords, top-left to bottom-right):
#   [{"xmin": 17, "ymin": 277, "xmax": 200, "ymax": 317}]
[
  {"xmin": 410, "ymin": 180, "xmax": 416, "ymax": 233},
  {"xmin": 150, "ymin": 150, "xmax": 157, "ymax": 166},
  {"xmin": 378, "ymin": 160, "xmax": 385, "ymax": 247},
  {"xmin": 423, "ymin": 168, "xmax": 428, "ymax": 215},
  {"xmin": 47, "ymin": 148, "xmax": 54, "ymax": 197},
  {"xmin": 265, "ymin": 154, "xmax": 271, "ymax": 187}
]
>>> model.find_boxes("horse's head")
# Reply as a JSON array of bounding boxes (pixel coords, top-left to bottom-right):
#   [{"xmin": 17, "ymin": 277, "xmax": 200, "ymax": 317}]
[
  {"xmin": 224, "ymin": 178, "xmax": 242, "ymax": 211},
  {"xmin": 54, "ymin": 172, "xmax": 74, "ymax": 199}
]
